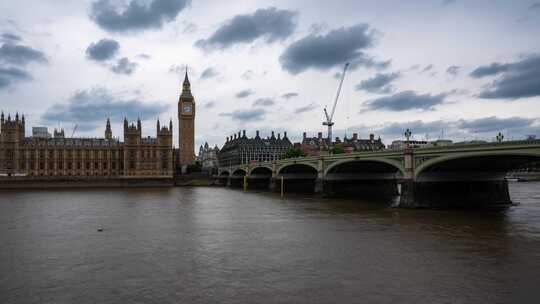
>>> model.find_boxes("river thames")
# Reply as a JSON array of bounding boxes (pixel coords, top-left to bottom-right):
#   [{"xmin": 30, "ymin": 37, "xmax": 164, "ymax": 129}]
[{"xmin": 1, "ymin": 182, "xmax": 540, "ymax": 303}]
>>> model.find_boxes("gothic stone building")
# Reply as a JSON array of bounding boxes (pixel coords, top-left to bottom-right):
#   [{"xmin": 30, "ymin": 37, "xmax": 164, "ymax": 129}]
[
  {"xmin": 0, "ymin": 112, "xmax": 173, "ymax": 178},
  {"xmin": 197, "ymin": 142, "xmax": 220, "ymax": 173},
  {"xmin": 218, "ymin": 130, "xmax": 292, "ymax": 167},
  {"xmin": 299, "ymin": 132, "xmax": 385, "ymax": 156}
]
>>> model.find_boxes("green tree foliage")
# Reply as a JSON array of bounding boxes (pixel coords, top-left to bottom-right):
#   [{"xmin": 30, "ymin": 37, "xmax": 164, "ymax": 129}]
[
  {"xmin": 283, "ymin": 147, "xmax": 306, "ymax": 159},
  {"xmin": 332, "ymin": 145, "xmax": 345, "ymax": 154}
]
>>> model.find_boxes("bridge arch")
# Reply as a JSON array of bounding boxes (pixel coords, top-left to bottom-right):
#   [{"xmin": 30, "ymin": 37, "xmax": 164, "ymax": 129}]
[
  {"xmin": 414, "ymin": 150, "xmax": 540, "ymax": 180},
  {"xmin": 219, "ymin": 170, "xmax": 230, "ymax": 176},
  {"xmin": 277, "ymin": 163, "xmax": 318, "ymax": 176},
  {"xmin": 232, "ymin": 168, "xmax": 247, "ymax": 176},
  {"xmin": 324, "ymin": 158, "xmax": 404, "ymax": 177},
  {"xmin": 249, "ymin": 166, "xmax": 273, "ymax": 176}
]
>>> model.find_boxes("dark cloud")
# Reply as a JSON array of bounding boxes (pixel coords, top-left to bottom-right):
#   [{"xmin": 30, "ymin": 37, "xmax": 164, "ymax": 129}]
[
  {"xmin": 195, "ymin": 7, "xmax": 297, "ymax": 50},
  {"xmin": 90, "ymin": 0, "xmax": 190, "ymax": 33},
  {"xmin": 253, "ymin": 98, "xmax": 275, "ymax": 107},
  {"xmin": 529, "ymin": 3, "xmax": 540, "ymax": 9},
  {"xmin": 366, "ymin": 117, "xmax": 539, "ymax": 141},
  {"xmin": 475, "ymin": 54, "xmax": 540, "ymax": 99},
  {"xmin": 236, "ymin": 89, "xmax": 254, "ymax": 98},
  {"xmin": 203, "ymin": 101, "xmax": 216, "ymax": 109},
  {"xmin": 182, "ymin": 22, "xmax": 198, "ymax": 34},
  {"xmin": 363, "ymin": 90, "xmax": 447, "ymax": 112},
  {"xmin": 421, "ymin": 64, "xmax": 434, "ymax": 73},
  {"xmin": 220, "ymin": 109, "xmax": 266, "ymax": 122},
  {"xmin": 137, "ymin": 53, "xmax": 151, "ymax": 60},
  {"xmin": 0, "ymin": 43, "xmax": 47, "ymax": 66},
  {"xmin": 41, "ymin": 87, "xmax": 168, "ymax": 131},
  {"xmin": 110, "ymin": 57, "xmax": 138, "ymax": 75},
  {"xmin": 457, "ymin": 116, "xmax": 535, "ymax": 133},
  {"xmin": 200, "ymin": 67, "xmax": 218, "ymax": 79},
  {"xmin": 442, "ymin": 0, "xmax": 456, "ymax": 6},
  {"xmin": 470, "ymin": 63, "xmax": 508, "ymax": 78},
  {"xmin": 0, "ymin": 66, "xmax": 32, "ymax": 90},
  {"xmin": 377, "ymin": 120, "xmax": 449, "ymax": 137},
  {"xmin": 279, "ymin": 23, "xmax": 388, "ymax": 75},
  {"xmin": 282, "ymin": 92, "xmax": 299, "ymax": 99},
  {"xmin": 1, "ymin": 33, "xmax": 22, "ymax": 43},
  {"xmin": 355, "ymin": 72, "xmax": 400, "ymax": 94},
  {"xmin": 294, "ymin": 102, "xmax": 318, "ymax": 114},
  {"xmin": 85, "ymin": 38, "xmax": 119, "ymax": 61},
  {"xmin": 446, "ymin": 65, "xmax": 460, "ymax": 76}
]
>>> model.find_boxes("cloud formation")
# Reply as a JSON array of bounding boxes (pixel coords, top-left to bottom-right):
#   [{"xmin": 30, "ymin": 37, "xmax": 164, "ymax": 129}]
[
  {"xmin": 236, "ymin": 89, "xmax": 254, "ymax": 98},
  {"xmin": 446, "ymin": 65, "xmax": 460, "ymax": 76},
  {"xmin": 86, "ymin": 38, "xmax": 120, "ymax": 61},
  {"xmin": 220, "ymin": 109, "xmax": 266, "ymax": 122},
  {"xmin": 457, "ymin": 116, "xmax": 535, "ymax": 133},
  {"xmin": 280, "ymin": 24, "xmax": 388, "ymax": 75},
  {"xmin": 363, "ymin": 90, "xmax": 447, "ymax": 112},
  {"xmin": 253, "ymin": 98, "xmax": 275, "ymax": 107},
  {"xmin": 110, "ymin": 57, "xmax": 137, "ymax": 75},
  {"xmin": 200, "ymin": 67, "xmax": 218, "ymax": 79},
  {"xmin": 282, "ymin": 92, "xmax": 299, "ymax": 99},
  {"xmin": 41, "ymin": 87, "xmax": 168, "ymax": 131},
  {"xmin": 195, "ymin": 7, "xmax": 297, "ymax": 50},
  {"xmin": 473, "ymin": 54, "xmax": 540, "ymax": 99},
  {"xmin": 294, "ymin": 102, "xmax": 318, "ymax": 114},
  {"xmin": 0, "ymin": 43, "xmax": 47, "ymax": 66},
  {"xmin": 355, "ymin": 72, "xmax": 400, "ymax": 94},
  {"xmin": 1, "ymin": 33, "xmax": 22, "ymax": 43},
  {"xmin": 0, "ymin": 66, "xmax": 31, "ymax": 89},
  {"xmin": 90, "ymin": 0, "xmax": 190, "ymax": 33}
]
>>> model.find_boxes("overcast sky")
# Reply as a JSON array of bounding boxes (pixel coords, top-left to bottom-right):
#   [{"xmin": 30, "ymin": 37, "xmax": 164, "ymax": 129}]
[{"xmin": 1, "ymin": 0, "xmax": 540, "ymax": 148}]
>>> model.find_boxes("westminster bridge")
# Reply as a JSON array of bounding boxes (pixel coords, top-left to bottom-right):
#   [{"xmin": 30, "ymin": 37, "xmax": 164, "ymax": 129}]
[{"xmin": 217, "ymin": 140, "xmax": 540, "ymax": 208}]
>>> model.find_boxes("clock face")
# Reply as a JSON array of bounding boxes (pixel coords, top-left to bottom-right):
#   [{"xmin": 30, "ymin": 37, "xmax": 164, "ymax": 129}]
[{"xmin": 183, "ymin": 103, "xmax": 191, "ymax": 113}]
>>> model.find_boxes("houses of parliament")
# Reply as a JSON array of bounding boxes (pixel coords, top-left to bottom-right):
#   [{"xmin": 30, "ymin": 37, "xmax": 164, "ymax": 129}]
[{"xmin": 0, "ymin": 72, "xmax": 196, "ymax": 179}]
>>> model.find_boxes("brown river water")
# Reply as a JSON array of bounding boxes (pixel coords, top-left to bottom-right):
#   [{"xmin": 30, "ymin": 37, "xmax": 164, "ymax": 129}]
[{"xmin": 1, "ymin": 182, "xmax": 540, "ymax": 303}]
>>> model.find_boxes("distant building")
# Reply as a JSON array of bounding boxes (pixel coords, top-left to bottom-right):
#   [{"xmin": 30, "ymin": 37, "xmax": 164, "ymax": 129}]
[
  {"xmin": 299, "ymin": 132, "xmax": 384, "ymax": 156},
  {"xmin": 299, "ymin": 132, "xmax": 330, "ymax": 156},
  {"xmin": 218, "ymin": 130, "xmax": 292, "ymax": 167},
  {"xmin": 340, "ymin": 133, "xmax": 385, "ymax": 152},
  {"xmin": 53, "ymin": 129, "xmax": 65, "ymax": 139},
  {"xmin": 389, "ymin": 139, "xmax": 453, "ymax": 150},
  {"xmin": 198, "ymin": 142, "xmax": 220, "ymax": 173},
  {"xmin": 32, "ymin": 127, "xmax": 50, "ymax": 139}
]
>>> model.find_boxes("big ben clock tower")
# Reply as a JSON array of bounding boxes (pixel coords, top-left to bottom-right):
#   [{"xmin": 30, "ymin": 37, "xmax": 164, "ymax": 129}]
[{"xmin": 178, "ymin": 69, "xmax": 195, "ymax": 166}]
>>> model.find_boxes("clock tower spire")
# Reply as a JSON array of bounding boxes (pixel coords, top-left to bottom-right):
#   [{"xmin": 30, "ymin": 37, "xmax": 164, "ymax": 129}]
[{"xmin": 178, "ymin": 67, "xmax": 195, "ymax": 167}]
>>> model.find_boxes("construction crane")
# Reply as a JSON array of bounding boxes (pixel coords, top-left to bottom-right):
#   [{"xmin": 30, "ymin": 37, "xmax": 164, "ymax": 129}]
[
  {"xmin": 71, "ymin": 124, "xmax": 78, "ymax": 138},
  {"xmin": 323, "ymin": 62, "xmax": 350, "ymax": 144}
]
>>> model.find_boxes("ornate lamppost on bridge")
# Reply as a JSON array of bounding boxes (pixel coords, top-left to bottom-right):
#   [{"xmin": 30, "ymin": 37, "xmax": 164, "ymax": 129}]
[
  {"xmin": 496, "ymin": 132, "xmax": 504, "ymax": 143},
  {"xmin": 404, "ymin": 128, "xmax": 412, "ymax": 149}
]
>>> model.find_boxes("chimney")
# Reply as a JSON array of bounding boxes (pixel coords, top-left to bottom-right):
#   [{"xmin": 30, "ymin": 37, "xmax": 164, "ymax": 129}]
[
  {"xmin": 318, "ymin": 132, "xmax": 322, "ymax": 139},
  {"xmin": 278, "ymin": 133, "xmax": 281, "ymax": 140},
  {"xmin": 234, "ymin": 134, "xmax": 237, "ymax": 140},
  {"xmin": 303, "ymin": 132, "xmax": 307, "ymax": 139},
  {"xmin": 226, "ymin": 136, "xmax": 229, "ymax": 142},
  {"xmin": 256, "ymin": 130, "xmax": 260, "ymax": 138},
  {"xmin": 370, "ymin": 133, "xmax": 375, "ymax": 141},
  {"xmin": 284, "ymin": 131, "xmax": 288, "ymax": 138},
  {"xmin": 242, "ymin": 130, "xmax": 246, "ymax": 137},
  {"xmin": 353, "ymin": 133, "xmax": 358, "ymax": 140},
  {"xmin": 271, "ymin": 131, "xmax": 275, "ymax": 139},
  {"xmin": 238, "ymin": 131, "xmax": 241, "ymax": 138}
]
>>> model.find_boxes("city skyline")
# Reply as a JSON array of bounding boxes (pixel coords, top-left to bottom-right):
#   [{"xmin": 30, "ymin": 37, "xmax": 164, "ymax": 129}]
[{"xmin": 1, "ymin": 0, "xmax": 540, "ymax": 148}]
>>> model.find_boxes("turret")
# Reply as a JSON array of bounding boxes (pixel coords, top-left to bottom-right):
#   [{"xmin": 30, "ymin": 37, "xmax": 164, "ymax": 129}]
[
  {"xmin": 105, "ymin": 118, "xmax": 112, "ymax": 140},
  {"xmin": 157, "ymin": 119, "xmax": 160, "ymax": 131},
  {"xmin": 137, "ymin": 118, "xmax": 141, "ymax": 131},
  {"xmin": 169, "ymin": 119, "xmax": 173, "ymax": 131}
]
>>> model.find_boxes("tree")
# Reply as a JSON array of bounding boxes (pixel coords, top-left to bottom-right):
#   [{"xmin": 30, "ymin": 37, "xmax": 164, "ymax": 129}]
[
  {"xmin": 283, "ymin": 147, "xmax": 306, "ymax": 159},
  {"xmin": 332, "ymin": 145, "xmax": 345, "ymax": 154}
]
